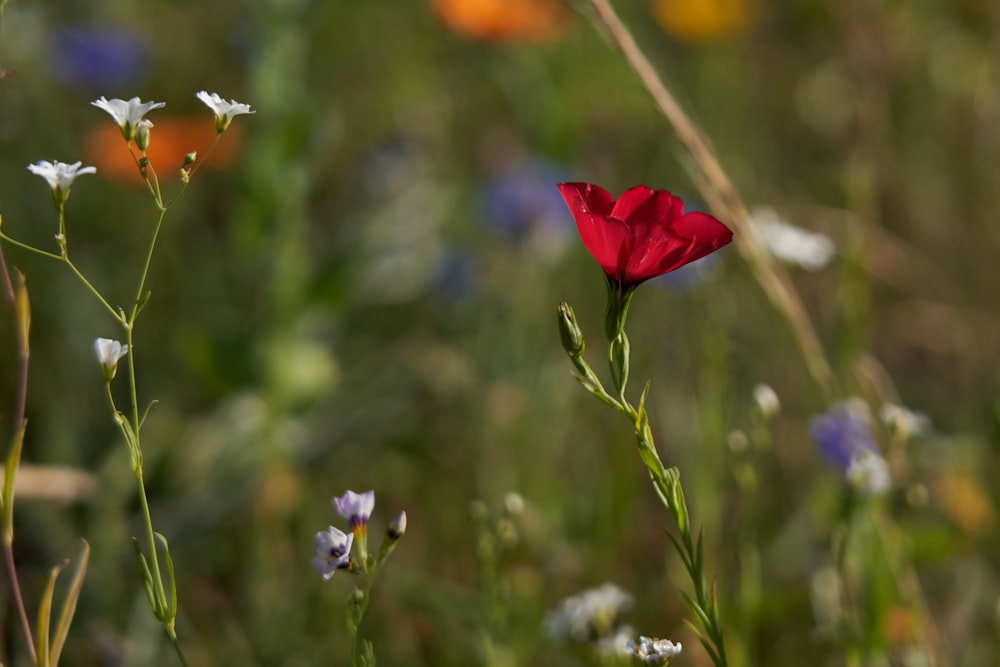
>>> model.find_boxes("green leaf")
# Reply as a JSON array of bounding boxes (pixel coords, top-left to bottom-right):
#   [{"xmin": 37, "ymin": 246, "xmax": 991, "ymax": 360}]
[
  {"xmin": 36, "ymin": 560, "xmax": 67, "ymax": 667},
  {"xmin": 50, "ymin": 540, "xmax": 89, "ymax": 666}
]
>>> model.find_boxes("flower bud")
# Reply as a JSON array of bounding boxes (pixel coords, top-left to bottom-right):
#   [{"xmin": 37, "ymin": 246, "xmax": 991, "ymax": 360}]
[
  {"xmin": 387, "ymin": 511, "xmax": 407, "ymax": 541},
  {"xmin": 14, "ymin": 273, "xmax": 30, "ymax": 355},
  {"xmin": 94, "ymin": 338, "xmax": 128, "ymax": 382},
  {"xmin": 557, "ymin": 302, "xmax": 585, "ymax": 357},
  {"xmin": 135, "ymin": 119, "xmax": 153, "ymax": 153},
  {"xmin": 184, "ymin": 151, "xmax": 197, "ymax": 166}
]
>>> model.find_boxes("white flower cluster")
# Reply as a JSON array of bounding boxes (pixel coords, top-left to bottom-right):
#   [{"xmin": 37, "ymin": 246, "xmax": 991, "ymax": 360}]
[{"xmin": 624, "ymin": 635, "xmax": 683, "ymax": 664}]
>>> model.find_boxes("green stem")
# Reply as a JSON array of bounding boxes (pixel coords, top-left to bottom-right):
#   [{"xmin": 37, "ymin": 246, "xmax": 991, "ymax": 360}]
[
  {"xmin": 0, "ymin": 231, "xmax": 122, "ymax": 322},
  {"xmin": 166, "ymin": 626, "xmax": 190, "ymax": 667},
  {"xmin": 130, "ymin": 208, "xmax": 167, "ymax": 323},
  {"xmin": 134, "ymin": 467, "xmax": 168, "ymax": 619}
]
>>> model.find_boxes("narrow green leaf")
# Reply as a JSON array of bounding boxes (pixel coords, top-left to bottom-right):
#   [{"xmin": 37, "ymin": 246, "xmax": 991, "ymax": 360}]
[
  {"xmin": 156, "ymin": 533, "xmax": 177, "ymax": 618},
  {"xmin": 36, "ymin": 560, "xmax": 67, "ymax": 667},
  {"xmin": 50, "ymin": 540, "xmax": 90, "ymax": 665}
]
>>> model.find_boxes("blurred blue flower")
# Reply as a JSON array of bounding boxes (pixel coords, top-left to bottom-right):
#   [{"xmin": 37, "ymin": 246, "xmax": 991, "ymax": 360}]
[
  {"xmin": 480, "ymin": 159, "xmax": 573, "ymax": 262},
  {"xmin": 809, "ymin": 399, "xmax": 877, "ymax": 470},
  {"xmin": 811, "ymin": 400, "xmax": 891, "ymax": 496},
  {"xmin": 51, "ymin": 25, "xmax": 148, "ymax": 90}
]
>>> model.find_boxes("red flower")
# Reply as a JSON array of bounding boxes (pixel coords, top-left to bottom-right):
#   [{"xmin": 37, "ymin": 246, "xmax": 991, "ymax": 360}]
[{"xmin": 557, "ymin": 182, "xmax": 733, "ymax": 293}]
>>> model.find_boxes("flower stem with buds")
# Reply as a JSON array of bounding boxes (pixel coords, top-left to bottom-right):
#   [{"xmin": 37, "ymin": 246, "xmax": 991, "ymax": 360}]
[{"xmin": 558, "ymin": 302, "xmax": 730, "ymax": 667}]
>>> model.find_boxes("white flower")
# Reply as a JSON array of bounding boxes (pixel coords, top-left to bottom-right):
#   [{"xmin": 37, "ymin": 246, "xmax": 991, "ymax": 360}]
[
  {"xmin": 311, "ymin": 526, "xmax": 354, "ymax": 580},
  {"xmin": 624, "ymin": 635, "xmax": 683, "ymax": 664},
  {"xmin": 545, "ymin": 583, "xmax": 633, "ymax": 644},
  {"xmin": 880, "ymin": 403, "xmax": 931, "ymax": 440},
  {"xmin": 91, "ymin": 96, "xmax": 165, "ymax": 140},
  {"xmin": 27, "ymin": 161, "xmax": 96, "ymax": 202},
  {"xmin": 846, "ymin": 449, "xmax": 891, "ymax": 496},
  {"xmin": 196, "ymin": 91, "xmax": 255, "ymax": 132},
  {"xmin": 94, "ymin": 338, "xmax": 128, "ymax": 381},
  {"xmin": 752, "ymin": 383, "xmax": 780, "ymax": 418},
  {"xmin": 749, "ymin": 206, "xmax": 835, "ymax": 270},
  {"xmin": 333, "ymin": 489, "xmax": 375, "ymax": 530}
]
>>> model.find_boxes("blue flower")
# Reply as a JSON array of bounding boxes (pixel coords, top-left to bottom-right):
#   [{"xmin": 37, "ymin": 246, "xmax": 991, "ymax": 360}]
[
  {"xmin": 51, "ymin": 25, "xmax": 148, "ymax": 89},
  {"xmin": 809, "ymin": 399, "xmax": 877, "ymax": 469}
]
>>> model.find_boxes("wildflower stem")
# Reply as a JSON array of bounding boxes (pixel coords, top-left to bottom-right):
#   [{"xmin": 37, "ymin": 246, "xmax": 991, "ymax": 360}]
[
  {"xmin": 131, "ymin": 208, "xmax": 168, "ymax": 323},
  {"xmin": 561, "ymin": 310, "xmax": 730, "ymax": 665},
  {"xmin": 62, "ymin": 257, "xmax": 123, "ymax": 323},
  {"xmin": 166, "ymin": 622, "xmax": 190, "ymax": 667},
  {"xmin": 0, "ymin": 248, "xmax": 36, "ymax": 664},
  {"xmin": 134, "ymin": 467, "xmax": 168, "ymax": 618},
  {"xmin": 584, "ymin": 0, "xmax": 835, "ymax": 398}
]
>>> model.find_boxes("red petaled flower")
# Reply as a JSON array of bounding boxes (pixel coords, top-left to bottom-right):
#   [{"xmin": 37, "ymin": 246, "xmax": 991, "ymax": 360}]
[{"xmin": 557, "ymin": 182, "xmax": 733, "ymax": 294}]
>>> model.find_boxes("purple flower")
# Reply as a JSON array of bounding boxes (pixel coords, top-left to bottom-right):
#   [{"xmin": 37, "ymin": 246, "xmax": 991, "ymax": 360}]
[
  {"xmin": 311, "ymin": 526, "xmax": 354, "ymax": 580},
  {"xmin": 809, "ymin": 400, "xmax": 877, "ymax": 470},
  {"xmin": 333, "ymin": 490, "xmax": 375, "ymax": 531}
]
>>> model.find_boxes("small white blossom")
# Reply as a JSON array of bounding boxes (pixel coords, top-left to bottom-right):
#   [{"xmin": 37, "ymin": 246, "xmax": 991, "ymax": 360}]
[
  {"xmin": 333, "ymin": 489, "xmax": 375, "ymax": 530},
  {"xmin": 624, "ymin": 635, "xmax": 683, "ymax": 664},
  {"xmin": 94, "ymin": 338, "xmax": 128, "ymax": 381},
  {"xmin": 91, "ymin": 96, "xmax": 165, "ymax": 140},
  {"xmin": 846, "ymin": 449, "xmax": 891, "ymax": 496},
  {"xmin": 28, "ymin": 161, "xmax": 96, "ymax": 204},
  {"xmin": 545, "ymin": 583, "xmax": 633, "ymax": 644},
  {"xmin": 311, "ymin": 526, "xmax": 354, "ymax": 580},
  {"xmin": 880, "ymin": 403, "xmax": 931, "ymax": 440},
  {"xmin": 750, "ymin": 207, "xmax": 835, "ymax": 270},
  {"xmin": 753, "ymin": 383, "xmax": 780, "ymax": 418},
  {"xmin": 504, "ymin": 492, "xmax": 525, "ymax": 516},
  {"xmin": 196, "ymin": 91, "xmax": 255, "ymax": 132}
]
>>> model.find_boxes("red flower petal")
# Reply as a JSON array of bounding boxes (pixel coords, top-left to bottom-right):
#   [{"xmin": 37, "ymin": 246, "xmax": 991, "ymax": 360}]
[{"xmin": 558, "ymin": 181, "xmax": 733, "ymax": 289}]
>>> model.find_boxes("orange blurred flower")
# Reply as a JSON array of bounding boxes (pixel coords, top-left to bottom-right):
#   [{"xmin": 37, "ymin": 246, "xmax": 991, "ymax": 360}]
[
  {"xmin": 652, "ymin": 0, "xmax": 753, "ymax": 43},
  {"xmin": 84, "ymin": 116, "xmax": 243, "ymax": 185},
  {"xmin": 431, "ymin": 0, "xmax": 570, "ymax": 43}
]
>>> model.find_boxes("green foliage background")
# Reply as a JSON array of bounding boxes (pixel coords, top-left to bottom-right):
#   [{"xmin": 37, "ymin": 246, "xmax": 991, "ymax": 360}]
[{"xmin": 0, "ymin": 0, "xmax": 998, "ymax": 664}]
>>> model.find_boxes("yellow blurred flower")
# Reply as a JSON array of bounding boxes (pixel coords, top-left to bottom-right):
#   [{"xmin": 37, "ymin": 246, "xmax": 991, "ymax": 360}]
[
  {"xmin": 652, "ymin": 0, "xmax": 753, "ymax": 42},
  {"xmin": 934, "ymin": 471, "xmax": 995, "ymax": 536}
]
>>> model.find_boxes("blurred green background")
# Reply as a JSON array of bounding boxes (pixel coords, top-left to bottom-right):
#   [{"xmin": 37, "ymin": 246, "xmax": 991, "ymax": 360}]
[{"xmin": 0, "ymin": 0, "xmax": 998, "ymax": 664}]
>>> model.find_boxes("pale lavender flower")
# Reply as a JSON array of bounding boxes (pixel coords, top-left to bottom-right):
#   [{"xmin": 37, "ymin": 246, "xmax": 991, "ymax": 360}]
[
  {"xmin": 94, "ymin": 337, "xmax": 128, "ymax": 381},
  {"xmin": 196, "ymin": 91, "xmax": 255, "ymax": 132},
  {"xmin": 28, "ymin": 160, "xmax": 96, "ymax": 203},
  {"xmin": 333, "ymin": 489, "xmax": 375, "ymax": 531},
  {"xmin": 624, "ymin": 635, "xmax": 683, "ymax": 664},
  {"xmin": 91, "ymin": 96, "xmax": 165, "ymax": 140},
  {"xmin": 311, "ymin": 526, "xmax": 354, "ymax": 580}
]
